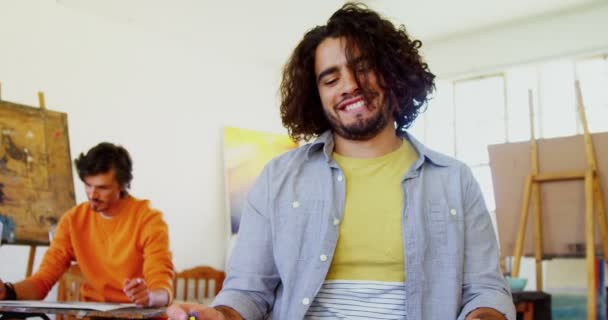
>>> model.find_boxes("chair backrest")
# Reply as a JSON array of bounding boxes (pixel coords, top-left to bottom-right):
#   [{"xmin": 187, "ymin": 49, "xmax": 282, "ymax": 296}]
[
  {"xmin": 56, "ymin": 264, "xmax": 85, "ymax": 320},
  {"xmin": 174, "ymin": 266, "xmax": 225, "ymax": 303},
  {"xmin": 57, "ymin": 264, "xmax": 84, "ymax": 302}
]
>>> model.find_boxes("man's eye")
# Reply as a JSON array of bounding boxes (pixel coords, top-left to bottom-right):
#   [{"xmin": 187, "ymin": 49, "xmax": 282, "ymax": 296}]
[{"xmin": 324, "ymin": 78, "xmax": 337, "ymax": 85}]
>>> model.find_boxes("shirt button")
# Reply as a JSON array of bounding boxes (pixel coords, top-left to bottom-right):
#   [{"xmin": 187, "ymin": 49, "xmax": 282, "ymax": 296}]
[
  {"xmin": 302, "ymin": 297, "xmax": 310, "ymax": 305},
  {"xmin": 320, "ymin": 254, "xmax": 328, "ymax": 262},
  {"xmin": 450, "ymin": 208, "xmax": 457, "ymax": 216},
  {"xmin": 337, "ymin": 175, "xmax": 343, "ymax": 182},
  {"xmin": 333, "ymin": 218, "xmax": 340, "ymax": 226},
  {"xmin": 292, "ymin": 201, "xmax": 300, "ymax": 208}
]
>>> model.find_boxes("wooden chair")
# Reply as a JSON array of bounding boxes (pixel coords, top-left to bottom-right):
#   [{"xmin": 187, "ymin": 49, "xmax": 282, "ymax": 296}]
[
  {"xmin": 56, "ymin": 264, "xmax": 85, "ymax": 320},
  {"xmin": 57, "ymin": 264, "xmax": 84, "ymax": 302},
  {"xmin": 173, "ymin": 266, "xmax": 225, "ymax": 303},
  {"xmin": 515, "ymin": 301, "xmax": 534, "ymax": 320}
]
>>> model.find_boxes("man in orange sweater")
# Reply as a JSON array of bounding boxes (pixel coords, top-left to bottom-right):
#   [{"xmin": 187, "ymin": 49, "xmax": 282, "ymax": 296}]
[{"xmin": 0, "ymin": 142, "xmax": 174, "ymax": 307}]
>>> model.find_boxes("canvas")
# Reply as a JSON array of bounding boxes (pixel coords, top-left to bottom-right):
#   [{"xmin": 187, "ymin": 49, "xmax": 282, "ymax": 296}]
[
  {"xmin": 223, "ymin": 127, "xmax": 297, "ymax": 234},
  {"xmin": 0, "ymin": 100, "xmax": 75, "ymax": 244}
]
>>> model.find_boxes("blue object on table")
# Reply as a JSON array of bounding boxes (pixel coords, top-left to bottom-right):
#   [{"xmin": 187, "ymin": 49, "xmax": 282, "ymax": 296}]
[{"xmin": 506, "ymin": 276, "xmax": 528, "ymax": 292}]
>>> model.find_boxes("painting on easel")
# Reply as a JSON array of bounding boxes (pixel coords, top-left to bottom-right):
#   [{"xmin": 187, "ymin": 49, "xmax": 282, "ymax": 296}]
[{"xmin": 0, "ymin": 100, "xmax": 75, "ymax": 244}]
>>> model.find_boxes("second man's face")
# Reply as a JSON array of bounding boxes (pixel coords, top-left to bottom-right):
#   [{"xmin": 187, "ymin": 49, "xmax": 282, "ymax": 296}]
[
  {"xmin": 314, "ymin": 36, "xmax": 391, "ymax": 141},
  {"xmin": 84, "ymin": 169, "xmax": 123, "ymax": 214}
]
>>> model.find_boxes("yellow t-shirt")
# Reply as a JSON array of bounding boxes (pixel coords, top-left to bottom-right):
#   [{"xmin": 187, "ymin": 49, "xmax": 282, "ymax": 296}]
[{"xmin": 327, "ymin": 141, "xmax": 418, "ymax": 282}]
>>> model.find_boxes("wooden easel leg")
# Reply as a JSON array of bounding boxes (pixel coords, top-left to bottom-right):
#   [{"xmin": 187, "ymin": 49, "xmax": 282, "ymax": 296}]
[
  {"xmin": 532, "ymin": 181, "xmax": 543, "ymax": 291},
  {"xmin": 575, "ymin": 80, "xmax": 603, "ymax": 319},
  {"xmin": 513, "ymin": 175, "xmax": 533, "ymax": 277},
  {"xmin": 593, "ymin": 177, "xmax": 608, "ymax": 261},
  {"xmin": 585, "ymin": 171, "xmax": 597, "ymax": 320},
  {"xmin": 26, "ymin": 245, "xmax": 36, "ymax": 277}
]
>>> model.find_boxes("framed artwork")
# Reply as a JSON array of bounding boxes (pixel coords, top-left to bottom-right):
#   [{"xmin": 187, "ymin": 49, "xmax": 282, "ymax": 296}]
[
  {"xmin": 0, "ymin": 100, "xmax": 75, "ymax": 244},
  {"xmin": 223, "ymin": 127, "xmax": 297, "ymax": 234}
]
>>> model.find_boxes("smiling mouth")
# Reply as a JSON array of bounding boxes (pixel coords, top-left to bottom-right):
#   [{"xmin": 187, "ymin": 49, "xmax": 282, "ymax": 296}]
[
  {"xmin": 344, "ymin": 100, "xmax": 366, "ymax": 112},
  {"xmin": 338, "ymin": 97, "xmax": 375, "ymax": 116}
]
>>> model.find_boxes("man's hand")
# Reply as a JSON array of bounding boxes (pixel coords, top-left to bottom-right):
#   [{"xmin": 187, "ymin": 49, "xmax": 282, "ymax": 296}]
[
  {"xmin": 167, "ymin": 303, "xmax": 242, "ymax": 320},
  {"xmin": 123, "ymin": 278, "xmax": 151, "ymax": 307},
  {"xmin": 0, "ymin": 278, "xmax": 6, "ymax": 300},
  {"xmin": 465, "ymin": 307, "xmax": 507, "ymax": 320}
]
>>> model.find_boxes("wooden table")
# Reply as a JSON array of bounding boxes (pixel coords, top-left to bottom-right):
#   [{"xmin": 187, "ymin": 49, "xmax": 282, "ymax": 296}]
[{"xmin": 0, "ymin": 304, "xmax": 166, "ymax": 320}]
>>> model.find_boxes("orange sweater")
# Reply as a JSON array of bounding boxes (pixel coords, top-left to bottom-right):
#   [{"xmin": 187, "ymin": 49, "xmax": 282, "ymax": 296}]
[{"xmin": 28, "ymin": 196, "xmax": 174, "ymax": 302}]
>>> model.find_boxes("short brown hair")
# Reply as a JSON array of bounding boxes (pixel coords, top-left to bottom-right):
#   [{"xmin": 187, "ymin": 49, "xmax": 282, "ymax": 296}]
[{"xmin": 74, "ymin": 142, "xmax": 133, "ymax": 196}]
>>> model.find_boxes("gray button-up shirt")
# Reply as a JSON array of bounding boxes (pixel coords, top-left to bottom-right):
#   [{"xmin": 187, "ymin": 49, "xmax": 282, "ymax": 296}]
[{"xmin": 212, "ymin": 131, "xmax": 515, "ymax": 320}]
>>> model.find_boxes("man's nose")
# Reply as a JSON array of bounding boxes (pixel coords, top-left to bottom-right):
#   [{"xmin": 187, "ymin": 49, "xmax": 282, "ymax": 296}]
[{"xmin": 341, "ymin": 70, "xmax": 359, "ymax": 95}]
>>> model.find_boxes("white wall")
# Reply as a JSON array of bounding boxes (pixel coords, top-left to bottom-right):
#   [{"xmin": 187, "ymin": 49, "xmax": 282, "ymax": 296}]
[
  {"xmin": 0, "ymin": 0, "xmax": 291, "ymax": 290},
  {"xmin": 424, "ymin": 1, "xmax": 608, "ymax": 78}
]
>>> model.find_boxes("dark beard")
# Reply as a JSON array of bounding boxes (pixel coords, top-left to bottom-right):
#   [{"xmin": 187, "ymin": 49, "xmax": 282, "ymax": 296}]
[{"xmin": 324, "ymin": 104, "xmax": 392, "ymax": 141}]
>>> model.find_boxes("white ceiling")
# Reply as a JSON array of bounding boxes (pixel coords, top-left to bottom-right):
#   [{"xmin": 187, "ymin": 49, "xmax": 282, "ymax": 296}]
[
  {"xmin": 364, "ymin": 0, "xmax": 603, "ymax": 41},
  {"xmin": 56, "ymin": 0, "xmax": 605, "ymax": 66},
  {"xmin": 57, "ymin": 0, "xmax": 603, "ymax": 40}
]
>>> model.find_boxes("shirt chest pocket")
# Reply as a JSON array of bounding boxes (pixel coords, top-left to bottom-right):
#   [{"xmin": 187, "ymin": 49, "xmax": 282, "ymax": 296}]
[
  {"xmin": 426, "ymin": 201, "xmax": 458, "ymax": 258},
  {"xmin": 275, "ymin": 199, "xmax": 324, "ymax": 261}
]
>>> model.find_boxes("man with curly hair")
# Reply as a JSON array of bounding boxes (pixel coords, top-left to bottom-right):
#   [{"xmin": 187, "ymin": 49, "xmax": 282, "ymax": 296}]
[{"xmin": 169, "ymin": 3, "xmax": 515, "ymax": 320}]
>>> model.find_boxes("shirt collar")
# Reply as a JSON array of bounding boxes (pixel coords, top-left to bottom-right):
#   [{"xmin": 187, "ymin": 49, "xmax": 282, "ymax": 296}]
[{"xmin": 305, "ymin": 129, "xmax": 451, "ymax": 167}]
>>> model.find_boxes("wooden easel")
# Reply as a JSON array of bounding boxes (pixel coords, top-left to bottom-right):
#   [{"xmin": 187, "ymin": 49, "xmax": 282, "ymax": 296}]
[
  {"xmin": 24, "ymin": 91, "xmax": 49, "ymax": 277},
  {"xmin": 511, "ymin": 81, "xmax": 608, "ymax": 320}
]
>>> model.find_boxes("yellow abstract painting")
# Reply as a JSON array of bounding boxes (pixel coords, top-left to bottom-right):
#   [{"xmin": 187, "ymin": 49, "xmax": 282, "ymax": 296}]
[{"xmin": 223, "ymin": 127, "xmax": 297, "ymax": 233}]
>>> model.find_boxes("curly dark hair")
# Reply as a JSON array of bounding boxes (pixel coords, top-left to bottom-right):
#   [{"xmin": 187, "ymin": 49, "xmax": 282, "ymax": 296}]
[
  {"xmin": 280, "ymin": 2, "xmax": 435, "ymax": 141},
  {"xmin": 74, "ymin": 142, "xmax": 133, "ymax": 196}
]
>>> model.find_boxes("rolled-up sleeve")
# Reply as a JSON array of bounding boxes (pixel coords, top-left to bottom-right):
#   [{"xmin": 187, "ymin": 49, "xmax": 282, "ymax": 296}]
[
  {"xmin": 211, "ymin": 166, "xmax": 280, "ymax": 320},
  {"xmin": 458, "ymin": 166, "xmax": 516, "ymax": 320}
]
